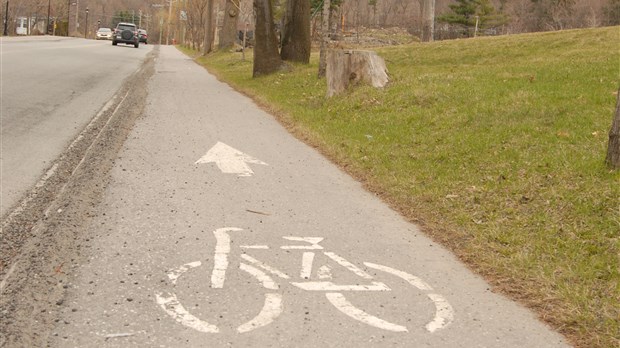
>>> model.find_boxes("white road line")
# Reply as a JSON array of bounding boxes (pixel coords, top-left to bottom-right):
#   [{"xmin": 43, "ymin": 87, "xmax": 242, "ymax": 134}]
[
  {"xmin": 324, "ymin": 252, "xmax": 374, "ymax": 279},
  {"xmin": 240, "ymin": 263, "xmax": 279, "ymax": 290},
  {"xmin": 326, "ymin": 292, "xmax": 408, "ymax": 332},
  {"xmin": 211, "ymin": 227, "xmax": 242, "ymax": 288},
  {"xmin": 281, "ymin": 237, "xmax": 324, "ymax": 250},
  {"xmin": 425, "ymin": 294, "xmax": 455, "ymax": 333},
  {"xmin": 363, "ymin": 262, "xmax": 433, "ymax": 291},
  {"xmin": 237, "ymin": 293, "xmax": 283, "ymax": 333},
  {"xmin": 318, "ymin": 265, "xmax": 332, "ymax": 280},
  {"xmin": 240, "ymin": 245, "xmax": 270, "ymax": 249},
  {"xmin": 155, "ymin": 293, "xmax": 219, "ymax": 333},
  {"xmin": 167, "ymin": 261, "xmax": 201, "ymax": 285},
  {"xmin": 240, "ymin": 254, "xmax": 290, "ymax": 279},
  {"xmin": 300, "ymin": 252, "xmax": 315, "ymax": 279},
  {"xmin": 291, "ymin": 281, "xmax": 390, "ymax": 291}
]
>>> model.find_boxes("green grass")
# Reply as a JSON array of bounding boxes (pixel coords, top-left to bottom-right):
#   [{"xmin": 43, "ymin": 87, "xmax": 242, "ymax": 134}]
[{"xmin": 180, "ymin": 26, "xmax": 620, "ymax": 347}]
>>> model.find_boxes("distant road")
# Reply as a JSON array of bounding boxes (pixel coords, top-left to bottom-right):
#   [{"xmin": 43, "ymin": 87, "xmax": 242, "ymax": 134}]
[{"xmin": 0, "ymin": 36, "xmax": 152, "ymax": 217}]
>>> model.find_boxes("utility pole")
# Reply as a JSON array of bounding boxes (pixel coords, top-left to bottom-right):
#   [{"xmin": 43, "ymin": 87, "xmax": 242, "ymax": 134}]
[
  {"xmin": 46, "ymin": 0, "xmax": 51, "ymax": 35},
  {"xmin": 139, "ymin": 9, "xmax": 142, "ymax": 28},
  {"xmin": 67, "ymin": 0, "xmax": 70, "ymax": 36},
  {"xmin": 3, "ymin": 1, "xmax": 8, "ymax": 36}
]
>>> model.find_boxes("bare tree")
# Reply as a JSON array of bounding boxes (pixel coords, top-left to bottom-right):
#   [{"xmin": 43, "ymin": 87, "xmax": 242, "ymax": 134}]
[
  {"xmin": 219, "ymin": 0, "xmax": 239, "ymax": 49},
  {"xmin": 280, "ymin": 0, "xmax": 311, "ymax": 63},
  {"xmin": 253, "ymin": 0, "xmax": 283, "ymax": 77},
  {"xmin": 421, "ymin": 0, "xmax": 435, "ymax": 41},
  {"xmin": 202, "ymin": 0, "xmax": 215, "ymax": 54},
  {"xmin": 606, "ymin": 88, "xmax": 620, "ymax": 169}
]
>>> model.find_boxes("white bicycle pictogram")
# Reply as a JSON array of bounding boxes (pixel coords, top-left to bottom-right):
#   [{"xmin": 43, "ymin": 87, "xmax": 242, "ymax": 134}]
[{"xmin": 155, "ymin": 227, "xmax": 454, "ymax": 334}]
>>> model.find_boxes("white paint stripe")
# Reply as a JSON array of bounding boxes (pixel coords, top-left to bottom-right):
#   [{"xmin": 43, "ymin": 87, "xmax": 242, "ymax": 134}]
[
  {"xmin": 318, "ymin": 265, "xmax": 332, "ymax": 280},
  {"xmin": 167, "ymin": 261, "xmax": 201, "ymax": 285},
  {"xmin": 324, "ymin": 252, "xmax": 373, "ymax": 279},
  {"xmin": 240, "ymin": 254, "xmax": 290, "ymax": 279},
  {"xmin": 291, "ymin": 281, "xmax": 390, "ymax": 291},
  {"xmin": 155, "ymin": 293, "xmax": 219, "ymax": 333},
  {"xmin": 326, "ymin": 292, "xmax": 408, "ymax": 332},
  {"xmin": 425, "ymin": 293, "xmax": 455, "ymax": 333},
  {"xmin": 240, "ymin": 263, "xmax": 279, "ymax": 290},
  {"xmin": 363, "ymin": 262, "xmax": 433, "ymax": 291},
  {"xmin": 281, "ymin": 237, "xmax": 324, "ymax": 250},
  {"xmin": 211, "ymin": 227, "xmax": 242, "ymax": 288},
  {"xmin": 237, "ymin": 293, "xmax": 283, "ymax": 333},
  {"xmin": 300, "ymin": 252, "xmax": 315, "ymax": 279},
  {"xmin": 240, "ymin": 245, "xmax": 269, "ymax": 249}
]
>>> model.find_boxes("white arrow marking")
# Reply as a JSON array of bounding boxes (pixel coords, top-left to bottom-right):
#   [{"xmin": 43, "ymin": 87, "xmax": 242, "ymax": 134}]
[{"xmin": 195, "ymin": 142, "xmax": 267, "ymax": 177}]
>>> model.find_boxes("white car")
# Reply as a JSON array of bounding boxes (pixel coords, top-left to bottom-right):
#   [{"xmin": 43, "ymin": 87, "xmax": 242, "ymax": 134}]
[{"xmin": 96, "ymin": 28, "xmax": 113, "ymax": 40}]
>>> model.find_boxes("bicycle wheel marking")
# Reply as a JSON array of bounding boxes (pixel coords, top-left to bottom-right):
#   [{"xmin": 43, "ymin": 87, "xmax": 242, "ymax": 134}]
[
  {"xmin": 237, "ymin": 293, "xmax": 283, "ymax": 333},
  {"xmin": 364, "ymin": 262, "xmax": 433, "ymax": 291},
  {"xmin": 325, "ymin": 293, "xmax": 408, "ymax": 332},
  {"xmin": 155, "ymin": 261, "xmax": 219, "ymax": 333},
  {"xmin": 155, "ymin": 293, "xmax": 220, "ymax": 333},
  {"xmin": 364, "ymin": 262, "xmax": 455, "ymax": 332},
  {"xmin": 425, "ymin": 294, "xmax": 454, "ymax": 333}
]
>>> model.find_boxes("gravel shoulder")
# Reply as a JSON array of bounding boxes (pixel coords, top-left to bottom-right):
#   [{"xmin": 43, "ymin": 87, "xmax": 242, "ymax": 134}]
[{"xmin": 0, "ymin": 47, "xmax": 158, "ymax": 348}]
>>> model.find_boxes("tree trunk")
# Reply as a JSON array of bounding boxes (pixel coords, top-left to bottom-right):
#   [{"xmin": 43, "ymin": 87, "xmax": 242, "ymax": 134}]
[
  {"xmin": 318, "ymin": 0, "xmax": 331, "ymax": 78},
  {"xmin": 280, "ymin": 0, "xmax": 311, "ymax": 63},
  {"xmin": 219, "ymin": 0, "xmax": 239, "ymax": 49},
  {"xmin": 326, "ymin": 50, "xmax": 389, "ymax": 97},
  {"xmin": 202, "ymin": 0, "xmax": 215, "ymax": 55},
  {"xmin": 253, "ymin": 0, "xmax": 283, "ymax": 77},
  {"xmin": 421, "ymin": 0, "xmax": 435, "ymax": 42},
  {"xmin": 606, "ymin": 88, "xmax": 620, "ymax": 169}
]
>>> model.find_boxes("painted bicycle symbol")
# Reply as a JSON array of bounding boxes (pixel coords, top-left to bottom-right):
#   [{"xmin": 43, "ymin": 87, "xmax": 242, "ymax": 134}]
[{"xmin": 155, "ymin": 227, "xmax": 454, "ymax": 334}]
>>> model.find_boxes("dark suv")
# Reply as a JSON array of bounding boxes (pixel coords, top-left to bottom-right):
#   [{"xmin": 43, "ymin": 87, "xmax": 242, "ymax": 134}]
[{"xmin": 112, "ymin": 22, "xmax": 139, "ymax": 48}]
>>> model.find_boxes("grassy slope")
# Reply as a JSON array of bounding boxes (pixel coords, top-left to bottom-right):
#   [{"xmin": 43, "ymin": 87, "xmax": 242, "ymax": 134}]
[{"xmin": 186, "ymin": 26, "xmax": 620, "ymax": 347}]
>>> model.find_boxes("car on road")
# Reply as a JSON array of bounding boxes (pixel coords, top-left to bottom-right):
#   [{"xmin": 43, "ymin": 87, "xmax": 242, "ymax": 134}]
[
  {"xmin": 138, "ymin": 29, "xmax": 148, "ymax": 44},
  {"xmin": 96, "ymin": 27, "xmax": 113, "ymax": 40},
  {"xmin": 112, "ymin": 22, "xmax": 139, "ymax": 48}
]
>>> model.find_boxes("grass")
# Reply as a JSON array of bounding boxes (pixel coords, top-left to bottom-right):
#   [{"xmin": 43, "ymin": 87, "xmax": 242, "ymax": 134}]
[{"xmin": 179, "ymin": 26, "xmax": 620, "ymax": 347}]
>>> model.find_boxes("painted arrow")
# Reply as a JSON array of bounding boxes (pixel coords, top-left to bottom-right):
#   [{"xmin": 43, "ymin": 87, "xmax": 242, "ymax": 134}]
[{"xmin": 195, "ymin": 142, "xmax": 268, "ymax": 177}]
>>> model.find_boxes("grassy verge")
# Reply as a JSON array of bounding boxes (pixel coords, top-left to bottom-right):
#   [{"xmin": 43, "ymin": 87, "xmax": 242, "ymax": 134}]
[{"xmin": 180, "ymin": 27, "xmax": 620, "ymax": 347}]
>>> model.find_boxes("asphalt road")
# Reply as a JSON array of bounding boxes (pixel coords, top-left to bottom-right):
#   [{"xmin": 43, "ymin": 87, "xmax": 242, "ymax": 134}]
[
  {"xmin": 36, "ymin": 46, "xmax": 568, "ymax": 347},
  {"xmin": 0, "ymin": 36, "xmax": 152, "ymax": 217}
]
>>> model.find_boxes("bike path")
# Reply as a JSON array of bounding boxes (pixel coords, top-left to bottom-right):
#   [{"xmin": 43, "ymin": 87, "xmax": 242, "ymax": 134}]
[{"xmin": 51, "ymin": 46, "xmax": 569, "ymax": 347}]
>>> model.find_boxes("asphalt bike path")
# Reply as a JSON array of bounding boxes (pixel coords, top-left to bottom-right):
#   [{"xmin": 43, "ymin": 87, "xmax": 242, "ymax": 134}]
[{"xmin": 51, "ymin": 46, "xmax": 569, "ymax": 347}]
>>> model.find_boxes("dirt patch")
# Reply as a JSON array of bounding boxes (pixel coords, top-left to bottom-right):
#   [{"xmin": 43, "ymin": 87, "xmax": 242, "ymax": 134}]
[{"xmin": 0, "ymin": 48, "xmax": 158, "ymax": 347}]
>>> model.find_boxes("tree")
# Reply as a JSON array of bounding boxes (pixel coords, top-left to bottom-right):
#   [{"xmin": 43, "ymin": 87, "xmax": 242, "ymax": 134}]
[
  {"xmin": 253, "ymin": 0, "xmax": 283, "ymax": 77},
  {"xmin": 219, "ymin": 0, "xmax": 239, "ymax": 49},
  {"xmin": 606, "ymin": 88, "xmax": 620, "ymax": 169},
  {"xmin": 421, "ymin": 0, "xmax": 435, "ymax": 42},
  {"xmin": 280, "ymin": 0, "xmax": 311, "ymax": 63},
  {"xmin": 438, "ymin": 0, "xmax": 508, "ymax": 36},
  {"xmin": 202, "ymin": 0, "xmax": 215, "ymax": 54}
]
